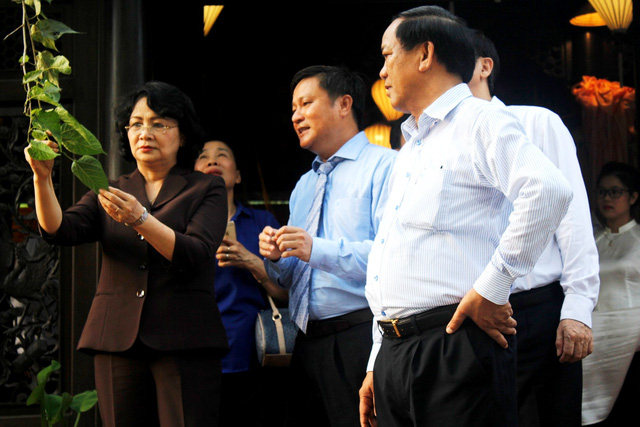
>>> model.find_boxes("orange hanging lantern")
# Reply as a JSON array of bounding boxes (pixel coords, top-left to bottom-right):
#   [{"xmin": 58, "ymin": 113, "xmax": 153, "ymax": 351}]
[
  {"xmin": 365, "ymin": 123, "xmax": 392, "ymax": 149},
  {"xmin": 371, "ymin": 79, "xmax": 404, "ymax": 121}
]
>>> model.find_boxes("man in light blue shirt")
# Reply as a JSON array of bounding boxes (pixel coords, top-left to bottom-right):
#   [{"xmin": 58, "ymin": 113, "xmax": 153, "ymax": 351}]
[{"xmin": 259, "ymin": 65, "xmax": 396, "ymax": 427}]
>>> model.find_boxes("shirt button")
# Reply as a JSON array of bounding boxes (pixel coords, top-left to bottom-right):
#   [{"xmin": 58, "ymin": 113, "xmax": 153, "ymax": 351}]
[
  {"xmin": 382, "ymin": 311, "xmax": 387, "ymax": 316},
  {"xmin": 136, "ymin": 289, "xmax": 145, "ymax": 298},
  {"xmin": 374, "ymin": 275, "xmax": 379, "ymax": 281},
  {"xmin": 139, "ymin": 262, "xmax": 147, "ymax": 270},
  {"xmin": 381, "ymin": 238, "xmax": 385, "ymax": 244}
]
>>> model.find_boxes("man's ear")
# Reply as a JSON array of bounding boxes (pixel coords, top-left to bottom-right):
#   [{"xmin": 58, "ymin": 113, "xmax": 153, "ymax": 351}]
[
  {"xmin": 479, "ymin": 57, "xmax": 494, "ymax": 79},
  {"xmin": 418, "ymin": 41, "xmax": 435, "ymax": 72},
  {"xmin": 337, "ymin": 94, "xmax": 354, "ymax": 118}
]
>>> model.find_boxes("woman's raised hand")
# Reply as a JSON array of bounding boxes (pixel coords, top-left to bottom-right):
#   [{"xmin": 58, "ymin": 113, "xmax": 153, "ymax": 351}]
[{"xmin": 24, "ymin": 139, "xmax": 58, "ymax": 179}]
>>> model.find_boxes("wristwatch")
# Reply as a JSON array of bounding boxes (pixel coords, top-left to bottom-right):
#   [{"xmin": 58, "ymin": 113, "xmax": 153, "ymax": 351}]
[{"xmin": 125, "ymin": 206, "xmax": 148, "ymax": 227}]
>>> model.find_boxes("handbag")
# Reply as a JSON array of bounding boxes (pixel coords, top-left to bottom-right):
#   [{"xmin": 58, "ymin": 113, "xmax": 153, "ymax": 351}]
[{"xmin": 255, "ymin": 295, "xmax": 297, "ymax": 367}]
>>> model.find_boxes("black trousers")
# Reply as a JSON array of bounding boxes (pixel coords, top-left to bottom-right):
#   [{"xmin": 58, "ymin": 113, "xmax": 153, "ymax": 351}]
[
  {"xmin": 510, "ymin": 282, "xmax": 582, "ymax": 427},
  {"xmin": 218, "ymin": 367, "xmax": 293, "ymax": 427},
  {"xmin": 374, "ymin": 304, "xmax": 517, "ymax": 427},
  {"xmin": 285, "ymin": 320, "xmax": 372, "ymax": 427},
  {"xmin": 219, "ymin": 370, "xmax": 260, "ymax": 427},
  {"xmin": 94, "ymin": 343, "xmax": 222, "ymax": 427}
]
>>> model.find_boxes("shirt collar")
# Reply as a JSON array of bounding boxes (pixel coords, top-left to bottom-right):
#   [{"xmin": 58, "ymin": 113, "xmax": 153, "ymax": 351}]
[
  {"xmin": 311, "ymin": 131, "xmax": 367, "ymax": 172},
  {"xmin": 491, "ymin": 95, "xmax": 506, "ymax": 107},
  {"xmin": 605, "ymin": 219, "xmax": 638, "ymax": 235},
  {"xmin": 230, "ymin": 201, "xmax": 252, "ymax": 221},
  {"xmin": 401, "ymin": 83, "xmax": 472, "ymax": 142}
]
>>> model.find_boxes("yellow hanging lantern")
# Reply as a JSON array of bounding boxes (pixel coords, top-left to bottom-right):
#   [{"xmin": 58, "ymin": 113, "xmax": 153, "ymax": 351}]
[
  {"xmin": 371, "ymin": 79, "xmax": 404, "ymax": 122},
  {"xmin": 365, "ymin": 123, "xmax": 392, "ymax": 149},
  {"xmin": 204, "ymin": 5, "xmax": 224, "ymax": 36},
  {"xmin": 588, "ymin": 0, "xmax": 633, "ymax": 32}
]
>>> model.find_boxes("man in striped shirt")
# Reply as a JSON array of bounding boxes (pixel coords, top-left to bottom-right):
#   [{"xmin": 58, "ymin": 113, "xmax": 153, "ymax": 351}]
[
  {"xmin": 359, "ymin": 6, "xmax": 573, "ymax": 427},
  {"xmin": 468, "ymin": 30, "xmax": 598, "ymax": 427}
]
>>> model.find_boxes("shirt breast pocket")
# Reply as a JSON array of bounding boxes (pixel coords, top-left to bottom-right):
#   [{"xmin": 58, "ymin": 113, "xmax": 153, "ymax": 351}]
[
  {"xmin": 332, "ymin": 197, "xmax": 371, "ymax": 240},
  {"xmin": 399, "ymin": 167, "xmax": 453, "ymax": 231}
]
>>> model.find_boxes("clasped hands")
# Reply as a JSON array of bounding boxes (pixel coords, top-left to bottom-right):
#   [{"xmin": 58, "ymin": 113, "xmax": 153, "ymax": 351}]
[
  {"xmin": 259, "ymin": 225, "xmax": 313, "ymax": 262},
  {"xmin": 217, "ymin": 237, "xmax": 259, "ymax": 269}
]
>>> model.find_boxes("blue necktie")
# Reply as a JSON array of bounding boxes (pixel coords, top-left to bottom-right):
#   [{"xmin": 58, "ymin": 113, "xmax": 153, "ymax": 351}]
[{"xmin": 290, "ymin": 157, "xmax": 343, "ymax": 332}]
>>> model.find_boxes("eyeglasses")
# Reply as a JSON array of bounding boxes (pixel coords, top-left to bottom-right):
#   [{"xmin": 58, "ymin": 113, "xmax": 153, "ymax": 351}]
[
  {"xmin": 596, "ymin": 187, "xmax": 629, "ymax": 199},
  {"xmin": 125, "ymin": 123, "xmax": 178, "ymax": 135}
]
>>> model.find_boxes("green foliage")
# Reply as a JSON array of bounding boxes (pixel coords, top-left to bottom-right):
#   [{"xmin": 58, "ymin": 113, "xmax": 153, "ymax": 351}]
[
  {"xmin": 14, "ymin": 0, "xmax": 109, "ymax": 194},
  {"xmin": 27, "ymin": 360, "xmax": 98, "ymax": 427}
]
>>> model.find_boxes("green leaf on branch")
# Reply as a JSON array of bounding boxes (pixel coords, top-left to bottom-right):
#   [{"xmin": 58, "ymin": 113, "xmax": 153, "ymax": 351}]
[
  {"xmin": 31, "ymin": 19, "xmax": 79, "ymax": 51},
  {"xmin": 37, "ymin": 359, "xmax": 60, "ymax": 385},
  {"xmin": 37, "ymin": 51, "xmax": 72, "ymax": 86},
  {"xmin": 56, "ymin": 107, "xmax": 106, "ymax": 155},
  {"xmin": 43, "ymin": 393, "xmax": 63, "ymax": 423},
  {"xmin": 19, "ymin": 55, "xmax": 31, "ymax": 66},
  {"xmin": 28, "ymin": 82, "xmax": 61, "ymax": 107},
  {"xmin": 72, "ymin": 155, "xmax": 109, "ymax": 193},
  {"xmin": 31, "ymin": 129, "xmax": 48, "ymax": 140},
  {"xmin": 26, "ymin": 359, "xmax": 61, "ymax": 405},
  {"xmin": 70, "ymin": 390, "xmax": 98, "ymax": 413},
  {"xmin": 22, "ymin": 69, "xmax": 44, "ymax": 84},
  {"xmin": 50, "ymin": 392, "xmax": 73, "ymax": 424},
  {"xmin": 36, "ymin": 18, "xmax": 79, "ymax": 40},
  {"xmin": 32, "ymin": 108, "xmax": 61, "ymax": 137},
  {"xmin": 59, "ymin": 123, "xmax": 99, "ymax": 155},
  {"xmin": 25, "ymin": 0, "xmax": 42, "ymax": 16},
  {"xmin": 26, "ymin": 381, "xmax": 46, "ymax": 406},
  {"xmin": 28, "ymin": 140, "xmax": 60, "ymax": 160}
]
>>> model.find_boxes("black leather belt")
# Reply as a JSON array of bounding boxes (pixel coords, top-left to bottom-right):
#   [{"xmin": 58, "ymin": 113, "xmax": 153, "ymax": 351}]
[
  {"xmin": 509, "ymin": 281, "xmax": 562, "ymax": 310},
  {"xmin": 305, "ymin": 308, "xmax": 373, "ymax": 338},
  {"xmin": 378, "ymin": 303, "xmax": 458, "ymax": 339}
]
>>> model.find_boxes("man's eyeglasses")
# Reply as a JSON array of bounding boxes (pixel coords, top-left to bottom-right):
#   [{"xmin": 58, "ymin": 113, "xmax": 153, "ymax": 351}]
[
  {"xmin": 125, "ymin": 123, "xmax": 178, "ymax": 135},
  {"xmin": 596, "ymin": 187, "xmax": 629, "ymax": 199}
]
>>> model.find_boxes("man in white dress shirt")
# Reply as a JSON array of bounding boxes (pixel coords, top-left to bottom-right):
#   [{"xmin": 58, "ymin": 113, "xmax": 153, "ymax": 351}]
[
  {"xmin": 467, "ymin": 29, "xmax": 599, "ymax": 427},
  {"xmin": 359, "ymin": 6, "xmax": 573, "ymax": 427}
]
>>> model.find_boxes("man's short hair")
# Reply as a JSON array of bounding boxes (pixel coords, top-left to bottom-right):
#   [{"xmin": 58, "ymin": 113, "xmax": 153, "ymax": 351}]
[
  {"xmin": 291, "ymin": 65, "xmax": 367, "ymax": 130},
  {"xmin": 470, "ymin": 29, "xmax": 501, "ymax": 95},
  {"xmin": 394, "ymin": 6, "xmax": 475, "ymax": 83}
]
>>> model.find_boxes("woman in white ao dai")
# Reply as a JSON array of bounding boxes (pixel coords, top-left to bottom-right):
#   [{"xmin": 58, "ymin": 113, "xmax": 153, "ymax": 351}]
[{"xmin": 582, "ymin": 161, "xmax": 640, "ymax": 425}]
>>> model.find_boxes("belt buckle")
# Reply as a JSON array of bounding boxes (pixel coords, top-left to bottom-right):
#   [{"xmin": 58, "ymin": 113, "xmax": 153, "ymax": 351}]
[
  {"xmin": 379, "ymin": 318, "xmax": 403, "ymax": 338},
  {"xmin": 391, "ymin": 319, "xmax": 401, "ymax": 337}
]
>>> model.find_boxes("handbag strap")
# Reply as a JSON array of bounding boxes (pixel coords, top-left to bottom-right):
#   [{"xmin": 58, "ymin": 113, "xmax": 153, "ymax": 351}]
[{"xmin": 268, "ymin": 295, "xmax": 287, "ymax": 355}]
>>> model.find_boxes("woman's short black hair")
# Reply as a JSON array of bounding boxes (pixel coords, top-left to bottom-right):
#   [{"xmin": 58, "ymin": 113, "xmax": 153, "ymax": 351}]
[{"xmin": 114, "ymin": 81, "xmax": 205, "ymax": 168}]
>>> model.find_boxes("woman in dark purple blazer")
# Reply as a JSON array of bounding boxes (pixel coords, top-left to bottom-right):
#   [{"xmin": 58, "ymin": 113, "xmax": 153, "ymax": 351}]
[{"xmin": 24, "ymin": 82, "xmax": 228, "ymax": 426}]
